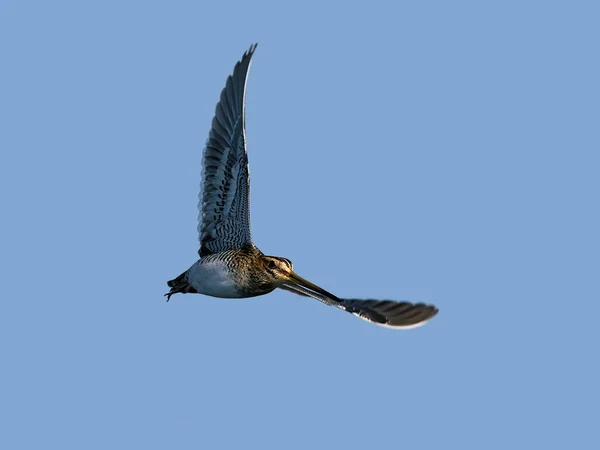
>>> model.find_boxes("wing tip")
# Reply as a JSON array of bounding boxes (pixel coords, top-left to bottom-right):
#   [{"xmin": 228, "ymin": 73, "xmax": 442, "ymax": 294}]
[
  {"xmin": 247, "ymin": 42, "xmax": 258, "ymax": 55},
  {"xmin": 240, "ymin": 43, "xmax": 258, "ymax": 64},
  {"xmin": 382, "ymin": 303, "xmax": 439, "ymax": 329},
  {"xmin": 343, "ymin": 299, "xmax": 439, "ymax": 330}
]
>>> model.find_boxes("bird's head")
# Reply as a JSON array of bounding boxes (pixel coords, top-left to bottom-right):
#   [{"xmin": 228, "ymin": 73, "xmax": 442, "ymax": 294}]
[
  {"xmin": 261, "ymin": 255, "xmax": 338, "ymax": 300},
  {"xmin": 261, "ymin": 256, "xmax": 295, "ymax": 282}
]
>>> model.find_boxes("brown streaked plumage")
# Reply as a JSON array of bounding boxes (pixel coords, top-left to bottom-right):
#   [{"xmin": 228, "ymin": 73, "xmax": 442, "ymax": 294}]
[{"xmin": 166, "ymin": 44, "xmax": 439, "ymax": 329}]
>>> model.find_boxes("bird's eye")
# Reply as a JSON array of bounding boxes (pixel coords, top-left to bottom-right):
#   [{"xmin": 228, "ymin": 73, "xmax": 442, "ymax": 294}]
[{"xmin": 268, "ymin": 260, "xmax": 277, "ymax": 269}]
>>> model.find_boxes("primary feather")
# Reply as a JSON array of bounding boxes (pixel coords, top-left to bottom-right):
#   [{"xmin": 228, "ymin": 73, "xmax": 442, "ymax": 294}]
[{"xmin": 198, "ymin": 44, "xmax": 257, "ymax": 257}]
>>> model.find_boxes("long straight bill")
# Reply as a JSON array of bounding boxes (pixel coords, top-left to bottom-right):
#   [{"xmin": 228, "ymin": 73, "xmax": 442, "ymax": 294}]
[{"xmin": 286, "ymin": 271, "xmax": 341, "ymax": 304}]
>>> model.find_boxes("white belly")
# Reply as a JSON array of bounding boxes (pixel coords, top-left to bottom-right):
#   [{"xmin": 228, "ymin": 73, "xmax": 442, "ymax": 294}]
[{"xmin": 186, "ymin": 260, "xmax": 242, "ymax": 298}]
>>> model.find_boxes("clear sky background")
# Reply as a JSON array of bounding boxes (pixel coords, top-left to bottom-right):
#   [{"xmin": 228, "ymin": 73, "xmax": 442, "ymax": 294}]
[{"xmin": 1, "ymin": 1, "xmax": 599, "ymax": 449}]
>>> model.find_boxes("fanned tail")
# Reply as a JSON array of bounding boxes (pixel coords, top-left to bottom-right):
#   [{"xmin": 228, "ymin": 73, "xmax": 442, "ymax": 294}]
[{"xmin": 165, "ymin": 271, "xmax": 197, "ymax": 301}]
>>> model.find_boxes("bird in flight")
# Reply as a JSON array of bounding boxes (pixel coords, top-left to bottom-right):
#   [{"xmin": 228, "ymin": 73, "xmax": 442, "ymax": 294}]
[{"xmin": 166, "ymin": 44, "xmax": 438, "ymax": 329}]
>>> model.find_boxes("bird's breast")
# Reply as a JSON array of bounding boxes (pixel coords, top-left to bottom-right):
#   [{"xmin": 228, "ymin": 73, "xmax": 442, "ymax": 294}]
[{"xmin": 187, "ymin": 260, "xmax": 243, "ymax": 298}]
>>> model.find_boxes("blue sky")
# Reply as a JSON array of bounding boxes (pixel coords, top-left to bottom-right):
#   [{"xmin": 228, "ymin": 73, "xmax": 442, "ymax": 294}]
[{"xmin": 1, "ymin": 1, "xmax": 599, "ymax": 448}]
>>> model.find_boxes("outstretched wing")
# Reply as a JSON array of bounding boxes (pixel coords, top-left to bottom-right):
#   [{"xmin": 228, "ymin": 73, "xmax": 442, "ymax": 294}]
[
  {"xmin": 339, "ymin": 299, "xmax": 438, "ymax": 329},
  {"xmin": 280, "ymin": 283, "xmax": 438, "ymax": 329},
  {"xmin": 198, "ymin": 44, "xmax": 257, "ymax": 257}
]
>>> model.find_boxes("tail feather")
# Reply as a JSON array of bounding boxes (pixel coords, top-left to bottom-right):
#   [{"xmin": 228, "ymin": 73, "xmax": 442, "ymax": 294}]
[{"xmin": 165, "ymin": 271, "xmax": 197, "ymax": 301}]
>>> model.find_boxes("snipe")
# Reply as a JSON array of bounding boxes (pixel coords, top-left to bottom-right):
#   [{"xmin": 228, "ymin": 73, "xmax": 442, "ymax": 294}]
[{"xmin": 166, "ymin": 44, "xmax": 438, "ymax": 329}]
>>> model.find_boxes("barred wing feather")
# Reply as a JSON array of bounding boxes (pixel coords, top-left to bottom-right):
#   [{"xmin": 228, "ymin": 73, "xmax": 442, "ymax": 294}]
[
  {"xmin": 280, "ymin": 283, "xmax": 438, "ymax": 329},
  {"xmin": 198, "ymin": 44, "xmax": 257, "ymax": 257}
]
